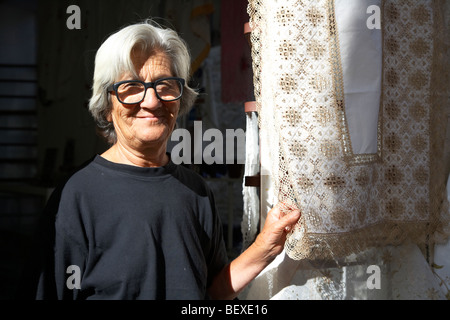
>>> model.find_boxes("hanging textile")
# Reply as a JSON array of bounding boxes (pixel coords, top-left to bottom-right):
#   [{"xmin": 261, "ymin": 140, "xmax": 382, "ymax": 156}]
[
  {"xmin": 241, "ymin": 111, "xmax": 260, "ymax": 250},
  {"xmin": 241, "ymin": 175, "xmax": 450, "ymax": 299},
  {"xmin": 248, "ymin": 0, "xmax": 450, "ymax": 264}
]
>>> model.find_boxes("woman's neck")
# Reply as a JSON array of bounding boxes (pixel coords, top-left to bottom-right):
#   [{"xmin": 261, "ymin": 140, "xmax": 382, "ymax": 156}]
[{"xmin": 101, "ymin": 142, "xmax": 169, "ymax": 168}]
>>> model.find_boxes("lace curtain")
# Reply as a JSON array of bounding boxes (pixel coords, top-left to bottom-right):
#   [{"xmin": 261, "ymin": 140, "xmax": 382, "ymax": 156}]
[{"xmin": 241, "ymin": 0, "xmax": 450, "ymax": 299}]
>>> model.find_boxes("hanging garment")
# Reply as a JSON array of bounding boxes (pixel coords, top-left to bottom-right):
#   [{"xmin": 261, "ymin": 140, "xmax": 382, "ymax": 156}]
[
  {"xmin": 241, "ymin": 111, "xmax": 260, "ymax": 250},
  {"xmin": 240, "ymin": 0, "xmax": 450, "ymax": 300},
  {"xmin": 248, "ymin": 0, "xmax": 450, "ymax": 263}
]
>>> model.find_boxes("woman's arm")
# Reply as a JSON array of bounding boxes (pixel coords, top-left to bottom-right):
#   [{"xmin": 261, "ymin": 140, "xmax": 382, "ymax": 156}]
[{"xmin": 208, "ymin": 203, "xmax": 301, "ymax": 300}]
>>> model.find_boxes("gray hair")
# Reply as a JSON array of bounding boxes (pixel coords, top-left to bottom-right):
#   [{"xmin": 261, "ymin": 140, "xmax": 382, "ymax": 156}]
[{"xmin": 89, "ymin": 20, "xmax": 198, "ymax": 144}]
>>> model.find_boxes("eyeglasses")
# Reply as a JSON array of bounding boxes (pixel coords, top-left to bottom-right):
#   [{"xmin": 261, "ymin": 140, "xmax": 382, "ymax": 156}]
[{"xmin": 107, "ymin": 77, "xmax": 185, "ymax": 104}]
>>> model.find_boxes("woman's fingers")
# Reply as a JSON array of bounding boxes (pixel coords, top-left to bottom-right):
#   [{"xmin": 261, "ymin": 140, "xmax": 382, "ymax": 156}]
[
  {"xmin": 265, "ymin": 203, "xmax": 301, "ymax": 233},
  {"xmin": 280, "ymin": 209, "xmax": 301, "ymax": 232}
]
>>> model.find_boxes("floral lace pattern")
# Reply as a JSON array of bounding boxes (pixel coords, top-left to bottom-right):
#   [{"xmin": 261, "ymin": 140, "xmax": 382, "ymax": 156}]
[{"xmin": 248, "ymin": 0, "xmax": 450, "ymax": 262}]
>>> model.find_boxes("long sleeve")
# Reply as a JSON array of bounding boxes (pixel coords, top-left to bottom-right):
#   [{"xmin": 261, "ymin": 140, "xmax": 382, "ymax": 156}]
[{"xmin": 34, "ymin": 185, "xmax": 89, "ymax": 300}]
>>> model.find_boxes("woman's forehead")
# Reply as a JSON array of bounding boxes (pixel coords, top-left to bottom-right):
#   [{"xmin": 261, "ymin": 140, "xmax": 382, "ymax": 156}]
[{"xmin": 130, "ymin": 49, "xmax": 173, "ymax": 77}]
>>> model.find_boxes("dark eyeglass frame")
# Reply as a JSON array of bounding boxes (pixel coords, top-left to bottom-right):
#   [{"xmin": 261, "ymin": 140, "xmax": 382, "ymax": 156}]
[{"xmin": 107, "ymin": 77, "xmax": 185, "ymax": 104}]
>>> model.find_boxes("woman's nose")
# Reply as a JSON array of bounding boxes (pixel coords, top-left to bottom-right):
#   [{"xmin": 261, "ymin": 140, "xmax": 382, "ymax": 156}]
[{"xmin": 140, "ymin": 87, "xmax": 162, "ymax": 109}]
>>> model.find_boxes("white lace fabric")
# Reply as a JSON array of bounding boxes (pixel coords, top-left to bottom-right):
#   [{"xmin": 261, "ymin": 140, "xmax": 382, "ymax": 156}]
[{"xmin": 248, "ymin": 0, "xmax": 450, "ymax": 262}]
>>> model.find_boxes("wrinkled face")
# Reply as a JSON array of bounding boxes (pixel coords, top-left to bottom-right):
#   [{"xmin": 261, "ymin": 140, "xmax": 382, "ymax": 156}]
[{"xmin": 108, "ymin": 50, "xmax": 180, "ymax": 151}]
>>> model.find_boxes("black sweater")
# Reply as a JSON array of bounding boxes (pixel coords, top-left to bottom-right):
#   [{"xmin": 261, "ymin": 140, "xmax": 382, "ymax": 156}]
[{"xmin": 26, "ymin": 155, "xmax": 228, "ymax": 300}]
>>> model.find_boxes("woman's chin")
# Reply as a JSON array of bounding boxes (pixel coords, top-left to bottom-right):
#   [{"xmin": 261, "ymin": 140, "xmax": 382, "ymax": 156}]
[{"xmin": 138, "ymin": 128, "xmax": 171, "ymax": 145}]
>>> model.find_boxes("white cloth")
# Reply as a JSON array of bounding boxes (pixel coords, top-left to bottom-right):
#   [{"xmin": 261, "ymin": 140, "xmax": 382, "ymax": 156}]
[
  {"xmin": 335, "ymin": 0, "xmax": 382, "ymax": 155},
  {"xmin": 241, "ymin": 175, "xmax": 450, "ymax": 300},
  {"xmin": 241, "ymin": 112, "xmax": 260, "ymax": 250},
  {"xmin": 242, "ymin": 0, "xmax": 450, "ymax": 300}
]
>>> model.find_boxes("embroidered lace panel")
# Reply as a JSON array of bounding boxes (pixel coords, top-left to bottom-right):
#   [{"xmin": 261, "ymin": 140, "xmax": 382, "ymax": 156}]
[{"xmin": 248, "ymin": 0, "xmax": 450, "ymax": 261}]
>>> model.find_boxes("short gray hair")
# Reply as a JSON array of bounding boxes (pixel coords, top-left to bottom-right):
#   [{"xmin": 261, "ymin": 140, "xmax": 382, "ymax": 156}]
[{"xmin": 89, "ymin": 20, "xmax": 198, "ymax": 144}]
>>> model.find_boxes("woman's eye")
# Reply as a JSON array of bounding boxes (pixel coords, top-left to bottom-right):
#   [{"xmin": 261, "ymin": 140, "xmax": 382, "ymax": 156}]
[{"xmin": 124, "ymin": 82, "xmax": 141, "ymax": 88}]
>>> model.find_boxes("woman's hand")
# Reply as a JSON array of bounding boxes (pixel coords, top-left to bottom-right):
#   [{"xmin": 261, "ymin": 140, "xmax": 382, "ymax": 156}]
[
  {"xmin": 208, "ymin": 203, "xmax": 301, "ymax": 300},
  {"xmin": 253, "ymin": 203, "xmax": 301, "ymax": 263}
]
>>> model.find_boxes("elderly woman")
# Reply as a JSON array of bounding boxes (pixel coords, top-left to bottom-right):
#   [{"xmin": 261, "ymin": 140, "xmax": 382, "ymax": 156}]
[{"xmin": 32, "ymin": 20, "xmax": 300, "ymax": 300}]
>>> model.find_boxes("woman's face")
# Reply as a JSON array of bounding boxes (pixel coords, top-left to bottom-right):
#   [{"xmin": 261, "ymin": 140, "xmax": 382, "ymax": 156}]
[{"xmin": 108, "ymin": 50, "xmax": 180, "ymax": 151}]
